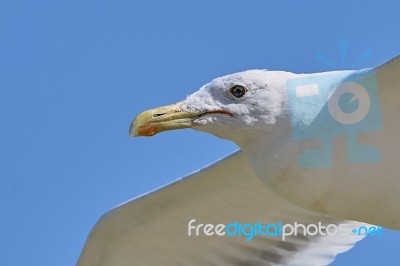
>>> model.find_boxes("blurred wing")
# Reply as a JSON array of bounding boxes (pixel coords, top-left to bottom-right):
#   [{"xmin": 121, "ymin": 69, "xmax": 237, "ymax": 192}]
[
  {"xmin": 374, "ymin": 54, "xmax": 400, "ymax": 122},
  {"xmin": 273, "ymin": 54, "xmax": 400, "ymax": 229},
  {"xmin": 331, "ymin": 55, "xmax": 400, "ymax": 226},
  {"xmin": 78, "ymin": 151, "xmax": 367, "ymax": 266}
]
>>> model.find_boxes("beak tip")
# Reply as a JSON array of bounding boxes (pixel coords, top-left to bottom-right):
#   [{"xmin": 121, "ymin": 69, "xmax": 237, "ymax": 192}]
[{"xmin": 129, "ymin": 121, "xmax": 138, "ymax": 138}]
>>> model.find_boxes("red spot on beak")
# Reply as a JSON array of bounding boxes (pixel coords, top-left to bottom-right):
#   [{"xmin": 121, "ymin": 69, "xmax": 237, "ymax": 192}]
[{"xmin": 137, "ymin": 124, "xmax": 158, "ymax": 136}]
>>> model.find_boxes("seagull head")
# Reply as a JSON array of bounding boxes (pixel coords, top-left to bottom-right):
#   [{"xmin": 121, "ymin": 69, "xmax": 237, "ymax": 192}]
[{"xmin": 130, "ymin": 70, "xmax": 289, "ymax": 144}]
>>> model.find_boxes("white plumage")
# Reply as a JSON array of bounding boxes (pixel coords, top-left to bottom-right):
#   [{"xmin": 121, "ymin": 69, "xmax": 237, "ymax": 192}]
[{"xmin": 78, "ymin": 55, "xmax": 400, "ymax": 266}]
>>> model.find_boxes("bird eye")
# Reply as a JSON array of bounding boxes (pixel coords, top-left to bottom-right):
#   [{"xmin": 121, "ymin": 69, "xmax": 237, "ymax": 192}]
[{"xmin": 229, "ymin": 85, "xmax": 247, "ymax": 98}]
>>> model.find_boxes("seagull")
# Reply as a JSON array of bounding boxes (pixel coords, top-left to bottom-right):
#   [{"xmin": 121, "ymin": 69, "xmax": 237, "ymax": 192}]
[{"xmin": 78, "ymin": 55, "xmax": 400, "ymax": 266}]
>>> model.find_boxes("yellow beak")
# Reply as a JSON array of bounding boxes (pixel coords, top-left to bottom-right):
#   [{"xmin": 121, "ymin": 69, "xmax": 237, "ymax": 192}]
[
  {"xmin": 130, "ymin": 101, "xmax": 235, "ymax": 137},
  {"xmin": 129, "ymin": 102, "xmax": 200, "ymax": 137}
]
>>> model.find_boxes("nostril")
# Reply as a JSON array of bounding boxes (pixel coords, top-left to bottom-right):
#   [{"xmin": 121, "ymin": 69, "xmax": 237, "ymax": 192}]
[{"xmin": 153, "ymin": 113, "xmax": 166, "ymax": 118}]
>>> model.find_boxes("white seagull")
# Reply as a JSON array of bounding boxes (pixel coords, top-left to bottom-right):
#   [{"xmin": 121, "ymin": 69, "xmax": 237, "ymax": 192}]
[{"xmin": 78, "ymin": 55, "xmax": 400, "ymax": 266}]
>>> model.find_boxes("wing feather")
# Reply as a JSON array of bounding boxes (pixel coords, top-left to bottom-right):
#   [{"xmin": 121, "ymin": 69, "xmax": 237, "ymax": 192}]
[{"xmin": 78, "ymin": 151, "xmax": 367, "ymax": 266}]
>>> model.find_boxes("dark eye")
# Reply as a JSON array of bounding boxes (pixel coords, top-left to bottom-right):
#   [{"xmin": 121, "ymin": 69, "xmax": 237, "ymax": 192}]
[{"xmin": 229, "ymin": 85, "xmax": 247, "ymax": 98}]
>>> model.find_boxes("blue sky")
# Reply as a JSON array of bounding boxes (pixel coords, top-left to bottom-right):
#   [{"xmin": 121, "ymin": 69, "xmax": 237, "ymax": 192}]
[{"xmin": 0, "ymin": 1, "xmax": 399, "ymax": 265}]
